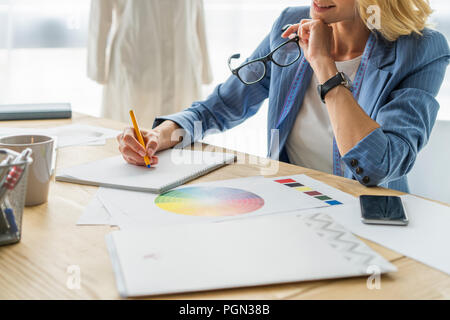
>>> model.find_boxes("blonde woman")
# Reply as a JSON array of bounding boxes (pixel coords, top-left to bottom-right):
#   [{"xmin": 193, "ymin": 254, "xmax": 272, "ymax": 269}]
[{"xmin": 117, "ymin": 0, "xmax": 450, "ymax": 192}]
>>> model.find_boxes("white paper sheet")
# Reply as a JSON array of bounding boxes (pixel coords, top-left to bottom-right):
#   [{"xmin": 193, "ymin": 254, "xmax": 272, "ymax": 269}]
[
  {"xmin": 106, "ymin": 213, "xmax": 396, "ymax": 297},
  {"xmin": 97, "ymin": 175, "xmax": 354, "ymax": 230},
  {"xmin": 320, "ymin": 195, "xmax": 450, "ymax": 275},
  {"xmin": 0, "ymin": 124, "xmax": 119, "ymax": 148},
  {"xmin": 77, "ymin": 194, "xmax": 117, "ymax": 226},
  {"xmin": 47, "ymin": 124, "xmax": 119, "ymax": 147}
]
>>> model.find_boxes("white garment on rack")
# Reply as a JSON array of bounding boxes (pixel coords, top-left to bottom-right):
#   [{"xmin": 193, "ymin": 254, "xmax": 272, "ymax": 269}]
[{"xmin": 87, "ymin": 0, "xmax": 213, "ymax": 127}]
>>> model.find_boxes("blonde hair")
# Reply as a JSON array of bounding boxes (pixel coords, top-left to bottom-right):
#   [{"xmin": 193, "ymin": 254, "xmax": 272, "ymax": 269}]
[{"xmin": 358, "ymin": 0, "xmax": 433, "ymax": 41}]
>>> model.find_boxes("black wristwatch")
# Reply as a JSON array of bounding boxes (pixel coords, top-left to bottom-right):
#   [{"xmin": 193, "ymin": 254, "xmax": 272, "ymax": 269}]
[{"xmin": 317, "ymin": 72, "xmax": 352, "ymax": 103}]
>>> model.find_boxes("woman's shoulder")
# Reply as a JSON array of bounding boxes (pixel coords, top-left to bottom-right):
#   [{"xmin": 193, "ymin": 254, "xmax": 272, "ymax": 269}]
[{"xmin": 395, "ymin": 28, "xmax": 450, "ymax": 63}]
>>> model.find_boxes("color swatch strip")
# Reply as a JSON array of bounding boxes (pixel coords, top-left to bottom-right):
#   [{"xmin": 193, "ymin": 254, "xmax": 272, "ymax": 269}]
[{"xmin": 274, "ymin": 178, "xmax": 342, "ymax": 206}]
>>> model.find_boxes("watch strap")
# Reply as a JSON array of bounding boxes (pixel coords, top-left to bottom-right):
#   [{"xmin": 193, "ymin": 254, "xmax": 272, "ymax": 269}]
[{"xmin": 318, "ymin": 72, "xmax": 350, "ymax": 103}]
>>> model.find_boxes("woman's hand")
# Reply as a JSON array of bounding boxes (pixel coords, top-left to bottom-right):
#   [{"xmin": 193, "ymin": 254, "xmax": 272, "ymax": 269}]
[
  {"xmin": 117, "ymin": 120, "xmax": 182, "ymax": 166},
  {"xmin": 282, "ymin": 19, "xmax": 337, "ymax": 83},
  {"xmin": 117, "ymin": 128, "xmax": 160, "ymax": 166}
]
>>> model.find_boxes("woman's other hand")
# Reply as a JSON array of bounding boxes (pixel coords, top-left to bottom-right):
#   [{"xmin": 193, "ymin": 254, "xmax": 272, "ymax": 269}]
[
  {"xmin": 282, "ymin": 19, "xmax": 337, "ymax": 83},
  {"xmin": 282, "ymin": 19, "xmax": 334, "ymax": 70}
]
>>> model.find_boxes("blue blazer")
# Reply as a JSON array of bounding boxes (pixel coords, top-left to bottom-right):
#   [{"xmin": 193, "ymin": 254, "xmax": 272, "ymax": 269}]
[{"xmin": 155, "ymin": 6, "xmax": 450, "ymax": 193}]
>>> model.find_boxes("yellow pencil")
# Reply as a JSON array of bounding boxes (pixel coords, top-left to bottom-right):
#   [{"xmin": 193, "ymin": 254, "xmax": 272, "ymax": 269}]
[{"xmin": 129, "ymin": 110, "xmax": 151, "ymax": 168}]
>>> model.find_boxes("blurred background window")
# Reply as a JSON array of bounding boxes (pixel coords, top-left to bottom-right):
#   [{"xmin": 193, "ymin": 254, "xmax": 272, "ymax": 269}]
[{"xmin": 0, "ymin": 0, "xmax": 448, "ymax": 157}]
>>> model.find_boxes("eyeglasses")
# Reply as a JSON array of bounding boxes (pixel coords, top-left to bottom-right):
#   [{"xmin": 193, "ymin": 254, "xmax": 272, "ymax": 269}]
[{"xmin": 228, "ymin": 34, "xmax": 301, "ymax": 85}]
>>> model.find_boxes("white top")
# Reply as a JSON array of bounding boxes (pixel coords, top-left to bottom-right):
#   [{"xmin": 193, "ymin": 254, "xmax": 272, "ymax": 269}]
[{"xmin": 285, "ymin": 56, "xmax": 362, "ymax": 174}]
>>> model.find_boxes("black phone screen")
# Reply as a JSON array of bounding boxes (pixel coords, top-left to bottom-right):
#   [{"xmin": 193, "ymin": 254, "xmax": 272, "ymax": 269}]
[{"xmin": 360, "ymin": 195, "xmax": 407, "ymax": 221}]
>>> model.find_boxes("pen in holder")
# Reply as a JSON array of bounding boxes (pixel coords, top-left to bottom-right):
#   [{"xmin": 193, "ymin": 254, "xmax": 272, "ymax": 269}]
[{"xmin": 0, "ymin": 148, "xmax": 33, "ymax": 246}]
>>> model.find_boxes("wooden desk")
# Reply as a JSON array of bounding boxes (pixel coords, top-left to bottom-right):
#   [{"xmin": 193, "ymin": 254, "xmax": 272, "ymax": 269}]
[{"xmin": 0, "ymin": 113, "xmax": 449, "ymax": 300}]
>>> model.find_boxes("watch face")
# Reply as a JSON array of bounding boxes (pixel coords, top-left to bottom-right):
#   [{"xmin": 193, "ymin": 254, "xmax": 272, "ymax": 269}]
[{"xmin": 340, "ymin": 72, "xmax": 352, "ymax": 88}]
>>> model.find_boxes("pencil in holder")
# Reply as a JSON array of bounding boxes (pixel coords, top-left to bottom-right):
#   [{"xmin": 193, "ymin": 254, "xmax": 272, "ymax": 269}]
[{"xmin": 0, "ymin": 148, "xmax": 33, "ymax": 246}]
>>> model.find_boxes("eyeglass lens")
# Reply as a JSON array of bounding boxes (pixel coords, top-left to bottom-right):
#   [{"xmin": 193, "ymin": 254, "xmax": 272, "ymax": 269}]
[
  {"xmin": 238, "ymin": 61, "xmax": 266, "ymax": 84},
  {"xmin": 272, "ymin": 41, "xmax": 300, "ymax": 67},
  {"xmin": 233, "ymin": 38, "xmax": 301, "ymax": 84}
]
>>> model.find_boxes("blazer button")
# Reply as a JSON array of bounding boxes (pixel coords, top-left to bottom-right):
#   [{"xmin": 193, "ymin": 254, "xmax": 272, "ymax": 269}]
[
  {"xmin": 356, "ymin": 167, "xmax": 364, "ymax": 175},
  {"xmin": 350, "ymin": 159, "xmax": 358, "ymax": 167},
  {"xmin": 362, "ymin": 176, "xmax": 370, "ymax": 184}
]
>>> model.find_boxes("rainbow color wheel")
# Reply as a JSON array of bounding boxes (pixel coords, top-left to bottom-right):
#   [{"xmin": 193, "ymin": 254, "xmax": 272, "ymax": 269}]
[{"xmin": 155, "ymin": 187, "xmax": 265, "ymax": 217}]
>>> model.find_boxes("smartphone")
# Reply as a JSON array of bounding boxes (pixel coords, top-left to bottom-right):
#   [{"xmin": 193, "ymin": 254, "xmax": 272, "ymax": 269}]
[{"xmin": 360, "ymin": 195, "xmax": 409, "ymax": 226}]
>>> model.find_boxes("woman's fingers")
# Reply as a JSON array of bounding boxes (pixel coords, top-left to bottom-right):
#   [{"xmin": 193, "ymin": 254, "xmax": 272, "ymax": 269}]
[
  {"xmin": 281, "ymin": 19, "xmax": 314, "ymax": 46},
  {"xmin": 143, "ymin": 131, "xmax": 160, "ymax": 157},
  {"xmin": 120, "ymin": 146, "xmax": 159, "ymax": 166},
  {"xmin": 118, "ymin": 127, "xmax": 146, "ymax": 161},
  {"xmin": 299, "ymin": 20, "xmax": 314, "ymax": 43},
  {"xmin": 122, "ymin": 153, "xmax": 137, "ymax": 165},
  {"xmin": 131, "ymin": 155, "xmax": 159, "ymax": 167},
  {"xmin": 118, "ymin": 127, "xmax": 162, "ymax": 166},
  {"xmin": 299, "ymin": 19, "xmax": 311, "ymax": 26},
  {"xmin": 119, "ymin": 143, "xmax": 143, "ymax": 163},
  {"xmin": 122, "ymin": 127, "xmax": 146, "ymax": 157},
  {"xmin": 116, "ymin": 132, "xmax": 123, "ymax": 143},
  {"xmin": 281, "ymin": 24, "xmax": 299, "ymax": 38}
]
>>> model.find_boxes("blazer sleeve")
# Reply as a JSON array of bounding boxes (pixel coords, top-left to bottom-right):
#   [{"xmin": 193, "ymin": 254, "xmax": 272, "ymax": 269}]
[
  {"xmin": 342, "ymin": 32, "xmax": 450, "ymax": 187},
  {"xmin": 153, "ymin": 9, "xmax": 290, "ymax": 148},
  {"xmin": 87, "ymin": 0, "xmax": 114, "ymax": 84}
]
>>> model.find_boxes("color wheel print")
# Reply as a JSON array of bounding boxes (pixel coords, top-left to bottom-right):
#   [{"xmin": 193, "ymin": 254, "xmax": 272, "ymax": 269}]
[{"xmin": 155, "ymin": 187, "xmax": 265, "ymax": 217}]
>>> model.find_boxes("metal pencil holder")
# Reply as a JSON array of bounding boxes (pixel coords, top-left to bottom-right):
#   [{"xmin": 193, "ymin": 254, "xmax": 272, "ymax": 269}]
[{"xmin": 0, "ymin": 148, "xmax": 33, "ymax": 246}]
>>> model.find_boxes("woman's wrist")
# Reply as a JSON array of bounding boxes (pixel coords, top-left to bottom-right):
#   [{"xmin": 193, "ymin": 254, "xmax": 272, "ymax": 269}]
[
  {"xmin": 310, "ymin": 57, "xmax": 338, "ymax": 84},
  {"xmin": 154, "ymin": 120, "xmax": 182, "ymax": 150}
]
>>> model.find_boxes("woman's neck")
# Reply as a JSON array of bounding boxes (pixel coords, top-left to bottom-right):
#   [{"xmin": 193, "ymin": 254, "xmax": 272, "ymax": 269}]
[{"xmin": 331, "ymin": 18, "xmax": 371, "ymax": 61}]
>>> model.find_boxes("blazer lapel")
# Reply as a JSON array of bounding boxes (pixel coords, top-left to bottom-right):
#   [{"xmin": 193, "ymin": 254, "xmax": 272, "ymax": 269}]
[
  {"xmin": 274, "ymin": 55, "xmax": 313, "ymax": 129},
  {"xmin": 273, "ymin": 58, "xmax": 302, "ymax": 123},
  {"xmin": 357, "ymin": 36, "xmax": 396, "ymax": 117},
  {"xmin": 269, "ymin": 56, "xmax": 313, "ymax": 158}
]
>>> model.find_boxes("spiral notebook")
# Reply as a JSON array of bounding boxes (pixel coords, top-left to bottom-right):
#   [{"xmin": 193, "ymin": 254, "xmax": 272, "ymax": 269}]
[{"xmin": 56, "ymin": 149, "xmax": 236, "ymax": 193}]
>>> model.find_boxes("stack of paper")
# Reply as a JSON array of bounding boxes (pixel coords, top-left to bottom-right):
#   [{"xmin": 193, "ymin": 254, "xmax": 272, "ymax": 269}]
[
  {"xmin": 106, "ymin": 213, "xmax": 396, "ymax": 297},
  {"xmin": 78, "ymin": 174, "xmax": 356, "ymax": 229},
  {"xmin": 321, "ymin": 195, "xmax": 450, "ymax": 276},
  {"xmin": 79, "ymin": 170, "xmax": 450, "ymax": 278},
  {"xmin": 71, "ymin": 161, "xmax": 450, "ymax": 296},
  {"xmin": 0, "ymin": 124, "xmax": 120, "ymax": 148}
]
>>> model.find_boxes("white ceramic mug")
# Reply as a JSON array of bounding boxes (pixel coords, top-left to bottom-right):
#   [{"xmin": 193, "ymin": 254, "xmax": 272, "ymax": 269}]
[{"xmin": 0, "ymin": 135, "xmax": 55, "ymax": 206}]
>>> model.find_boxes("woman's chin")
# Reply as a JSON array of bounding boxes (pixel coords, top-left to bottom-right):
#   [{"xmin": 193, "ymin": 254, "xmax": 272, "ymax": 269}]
[
  {"xmin": 310, "ymin": 9, "xmax": 331, "ymax": 22},
  {"xmin": 311, "ymin": 14, "xmax": 340, "ymax": 25}
]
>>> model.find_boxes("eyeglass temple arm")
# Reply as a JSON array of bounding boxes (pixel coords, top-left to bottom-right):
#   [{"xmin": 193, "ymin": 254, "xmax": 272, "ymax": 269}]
[
  {"xmin": 281, "ymin": 24, "xmax": 293, "ymax": 32},
  {"xmin": 228, "ymin": 53, "xmax": 241, "ymax": 72},
  {"xmin": 228, "ymin": 24, "xmax": 294, "ymax": 72}
]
